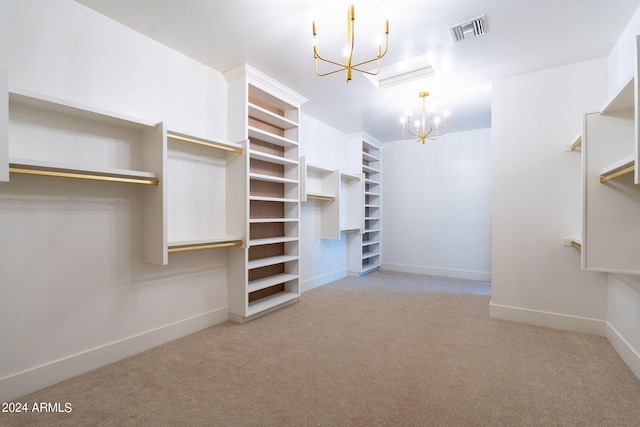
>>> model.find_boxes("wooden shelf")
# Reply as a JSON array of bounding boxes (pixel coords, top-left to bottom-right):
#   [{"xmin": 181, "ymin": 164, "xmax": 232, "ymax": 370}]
[{"xmin": 341, "ymin": 173, "xmax": 361, "ymax": 182}]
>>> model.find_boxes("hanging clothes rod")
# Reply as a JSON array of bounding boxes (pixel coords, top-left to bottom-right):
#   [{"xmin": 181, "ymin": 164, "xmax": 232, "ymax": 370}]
[
  {"xmin": 341, "ymin": 173, "xmax": 361, "ymax": 182},
  {"xmin": 168, "ymin": 240, "xmax": 243, "ymax": 253},
  {"xmin": 307, "ymin": 194, "xmax": 335, "ymax": 201},
  {"xmin": 9, "ymin": 167, "xmax": 159, "ymax": 185},
  {"xmin": 167, "ymin": 132, "xmax": 243, "ymax": 154},
  {"xmin": 341, "ymin": 228, "xmax": 360, "ymax": 234}
]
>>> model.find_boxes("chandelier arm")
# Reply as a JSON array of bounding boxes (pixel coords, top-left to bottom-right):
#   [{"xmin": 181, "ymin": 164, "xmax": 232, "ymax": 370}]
[
  {"xmin": 352, "ymin": 34, "xmax": 389, "ymax": 69},
  {"xmin": 315, "ymin": 65, "xmax": 349, "ymax": 77},
  {"xmin": 314, "ymin": 46, "xmax": 349, "ymax": 68}
]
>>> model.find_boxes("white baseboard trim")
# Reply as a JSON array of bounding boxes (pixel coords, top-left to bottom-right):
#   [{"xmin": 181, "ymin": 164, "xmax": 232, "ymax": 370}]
[
  {"xmin": 606, "ymin": 322, "xmax": 640, "ymax": 381},
  {"xmin": 489, "ymin": 302, "xmax": 606, "ymax": 336},
  {"xmin": 0, "ymin": 307, "xmax": 228, "ymax": 402},
  {"xmin": 300, "ymin": 268, "xmax": 347, "ymax": 293},
  {"xmin": 381, "ymin": 262, "xmax": 491, "ymax": 282}
]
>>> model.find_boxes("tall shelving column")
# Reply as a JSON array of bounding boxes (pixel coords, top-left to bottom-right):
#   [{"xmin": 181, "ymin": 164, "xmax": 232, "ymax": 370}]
[
  {"xmin": 347, "ymin": 134, "xmax": 382, "ymax": 276},
  {"xmin": 225, "ymin": 64, "xmax": 307, "ymax": 323}
]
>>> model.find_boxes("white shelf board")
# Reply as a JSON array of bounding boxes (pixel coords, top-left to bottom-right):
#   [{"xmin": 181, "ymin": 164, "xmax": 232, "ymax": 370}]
[
  {"xmin": 600, "ymin": 74, "xmax": 634, "ymax": 114},
  {"xmin": 249, "ymin": 196, "xmax": 299, "ymax": 203},
  {"xmin": 248, "ymin": 126, "xmax": 298, "ymax": 148},
  {"xmin": 599, "ymin": 153, "xmax": 635, "ymax": 177},
  {"xmin": 247, "ymin": 255, "xmax": 299, "ymax": 270},
  {"xmin": 249, "ymin": 172, "xmax": 298, "ymax": 185},
  {"xmin": 248, "ymin": 103, "xmax": 298, "ymax": 130},
  {"xmin": 9, "ymin": 89, "xmax": 157, "ymax": 129},
  {"xmin": 362, "ymin": 252, "xmax": 380, "ymax": 260},
  {"xmin": 249, "ymin": 149, "xmax": 298, "ymax": 166},
  {"xmin": 247, "ymin": 291, "xmax": 298, "ymax": 317},
  {"xmin": 248, "ymin": 273, "xmax": 299, "ymax": 293},
  {"xmin": 362, "ymin": 240, "xmax": 379, "ymax": 247},
  {"xmin": 362, "ymin": 151, "xmax": 380, "ymax": 162},
  {"xmin": 362, "ymin": 165, "xmax": 379, "ymax": 174},
  {"xmin": 249, "ymin": 217, "xmax": 298, "ymax": 223},
  {"xmin": 249, "ymin": 236, "xmax": 298, "ymax": 246}
]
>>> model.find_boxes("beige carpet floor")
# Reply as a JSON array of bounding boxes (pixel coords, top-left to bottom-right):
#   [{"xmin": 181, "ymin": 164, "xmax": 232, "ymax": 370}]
[{"xmin": 2, "ymin": 270, "xmax": 640, "ymax": 426}]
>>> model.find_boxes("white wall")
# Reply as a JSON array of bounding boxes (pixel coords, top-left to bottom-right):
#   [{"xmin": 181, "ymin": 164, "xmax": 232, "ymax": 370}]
[
  {"xmin": 381, "ymin": 128, "xmax": 492, "ymax": 281},
  {"xmin": 299, "ymin": 114, "xmax": 353, "ymax": 291},
  {"xmin": 0, "ymin": 0, "xmax": 230, "ymax": 401},
  {"xmin": 490, "ymin": 57, "xmax": 609, "ymax": 335}
]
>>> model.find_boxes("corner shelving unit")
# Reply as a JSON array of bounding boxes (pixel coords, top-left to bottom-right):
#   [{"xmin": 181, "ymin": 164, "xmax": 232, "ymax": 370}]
[
  {"xmin": 347, "ymin": 136, "xmax": 381, "ymax": 276},
  {"xmin": 225, "ymin": 64, "xmax": 307, "ymax": 322},
  {"xmin": 582, "ymin": 66, "xmax": 640, "ymax": 274},
  {"xmin": 300, "ymin": 156, "xmax": 340, "ymax": 240}
]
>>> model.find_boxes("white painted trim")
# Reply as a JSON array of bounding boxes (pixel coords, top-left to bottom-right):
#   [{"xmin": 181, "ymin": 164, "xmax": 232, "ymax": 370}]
[
  {"xmin": 0, "ymin": 308, "xmax": 228, "ymax": 402},
  {"xmin": 381, "ymin": 262, "xmax": 491, "ymax": 282},
  {"xmin": 300, "ymin": 268, "xmax": 347, "ymax": 293},
  {"xmin": 489, "ymin": 302, "xmax": 606, "ymax": 336},
  {"xmin": 606, "ymin": 322, "xmax": 640, "ymax": 381}
]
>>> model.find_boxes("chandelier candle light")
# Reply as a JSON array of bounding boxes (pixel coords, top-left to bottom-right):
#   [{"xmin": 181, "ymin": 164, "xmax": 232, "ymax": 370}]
[
  {"xmin": 401, "ymin": 92, "xmax": 449, "ymax": 143},
  {"xmin": 312, "ymin": 3, "xmax": 389, "ymax": 82}
]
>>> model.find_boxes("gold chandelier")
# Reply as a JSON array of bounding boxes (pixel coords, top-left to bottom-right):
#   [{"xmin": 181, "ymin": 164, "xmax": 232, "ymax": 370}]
[
  {"xmin": 401, "ymin": 92, "xmax": 449, "ymax": 143},
  {"xmin": 312, "ymin": 3, "xmax": 389, "ymax": 82}
]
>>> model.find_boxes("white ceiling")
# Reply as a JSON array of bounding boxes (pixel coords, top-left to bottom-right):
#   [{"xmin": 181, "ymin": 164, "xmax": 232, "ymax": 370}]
[{"xmin": 73, "ymin": 0, "xmax": 640, "ymax": 142}]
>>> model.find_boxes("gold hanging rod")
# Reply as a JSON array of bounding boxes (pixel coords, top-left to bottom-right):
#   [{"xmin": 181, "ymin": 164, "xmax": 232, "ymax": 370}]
[
  {"xmin": 570, "ymin": 241, "xmax": 582, "ymax": 251},
  {"xmin": 341, "ymin": 228, "xmax": 360, "ymax": 234},
  {"xmin": 9, "ymin": 167, "xmax": 159, "ymax": 185},
  {"xmin": 600, "ymin": 165, "xmax": 635, "ymax": 183},
  {"xmin": 168, "ymin": 240, "xmax": 243, "ymax": 253},
  {"xmin": 341, "ymin": 174, "xmax": 361, "ymax": 181},
  {"xmin": 167, "ymin": 133, "xmax": 243, "ymax": 154},
  {"xmin": 307, "ymin": 194, "xmax": 336, "ymax": 201},
  {"xmin": 570, "ymin": 135, "xmax": 582, "ymax": 151}
]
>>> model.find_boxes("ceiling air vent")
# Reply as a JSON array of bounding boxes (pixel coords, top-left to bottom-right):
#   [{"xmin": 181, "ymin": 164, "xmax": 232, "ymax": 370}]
[{"xmin": 449, "ymin": 15, "xmax": 487, "ymax": 43}]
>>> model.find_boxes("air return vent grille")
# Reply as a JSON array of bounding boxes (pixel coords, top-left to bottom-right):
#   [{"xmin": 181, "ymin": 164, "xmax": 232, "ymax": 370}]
[{"xmin": 449, "ymin": 15, "xmax": 487, "ymax": 43}]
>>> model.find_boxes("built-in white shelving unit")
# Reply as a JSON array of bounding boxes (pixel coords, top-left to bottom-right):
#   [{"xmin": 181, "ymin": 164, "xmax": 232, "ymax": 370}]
[
  {"xmin": 0, "ymin": 70, "xmax": 245, "ymax": 265},
  {"xmin": 347, "ymin": 135, "xmax": 381, "ymax": 276},
  {"xmin": 582, "ymin": 49, "xmax": 640, "ymax": 274},
  {"xmin": 225, "ymin": 64, "xmax": 307, "ymax": 322}
]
